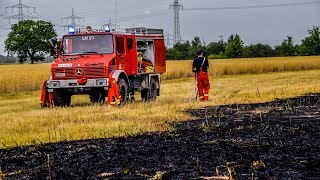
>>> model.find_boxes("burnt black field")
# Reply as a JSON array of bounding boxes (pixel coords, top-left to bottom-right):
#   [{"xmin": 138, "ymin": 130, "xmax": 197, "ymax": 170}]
[{"xmin": 0, "ymin": 94, "xmax": 319, "ymax": 179}]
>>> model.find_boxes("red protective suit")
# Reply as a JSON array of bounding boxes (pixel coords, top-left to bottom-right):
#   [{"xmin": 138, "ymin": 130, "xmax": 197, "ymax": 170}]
[
  {"xmin": 40, "ymin": 81, "xmax": 54, "ymax": 107},
  {"xmin": 193, "ymin": 57, "xmax": 210, "ymax": 101},
  {"xmin": 197, "ymin": 70, "xmax": 210, "ymax": 101},
  {"xmin": 107, "ymin": 78, "xmax": 121, "ymax": 106}
]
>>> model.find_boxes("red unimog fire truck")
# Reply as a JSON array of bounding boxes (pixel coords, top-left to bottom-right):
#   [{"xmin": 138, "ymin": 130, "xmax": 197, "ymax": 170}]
[{"xmin": 41, "ymin": 26, "xmax": 166, "ymax": 107}]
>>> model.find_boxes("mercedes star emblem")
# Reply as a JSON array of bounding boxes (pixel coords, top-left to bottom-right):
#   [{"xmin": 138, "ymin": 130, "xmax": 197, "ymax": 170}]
[{"xmin": 75, "ymin": 68, "xmax": 83, "ymax": 76}]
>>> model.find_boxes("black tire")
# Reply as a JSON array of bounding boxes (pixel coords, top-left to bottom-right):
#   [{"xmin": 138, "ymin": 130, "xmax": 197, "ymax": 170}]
[
  {"xmin": 141, "ymin": 78, "xmax": 157, "ymax": 102},
  {"xmin": 141, "ymin": 89, "xmax": 148, "ymax": 102},
  {"xmin": 54, "ymin": 90, "xmax": 71, "ymax": 107},
  {"xmin": 89, "ymin": 91, "xmax": 106, "ymax": 104},
  {"xmin": 118, "ymin": 78, "xmax": 129, "ymax": 106},
  {"xmin": 65, "ymin": 94, "xmax": 71, "ymax": 106},
  {"xmin": 149, "ymin": 78, "xmax": 157, "ymax": 101}
]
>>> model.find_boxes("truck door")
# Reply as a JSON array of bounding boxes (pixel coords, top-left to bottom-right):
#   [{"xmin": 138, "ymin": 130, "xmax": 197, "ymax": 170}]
[
  {"xmin": 126, "ymin": 36, "xmax": 137, "ymax": 75},
  {"xmin": 116, "ymin": 35, "xmax": 130, "ymax": 74},
  {"xmin": 154, "ymin": 39, "xmax": 166, "ymax": 73}
]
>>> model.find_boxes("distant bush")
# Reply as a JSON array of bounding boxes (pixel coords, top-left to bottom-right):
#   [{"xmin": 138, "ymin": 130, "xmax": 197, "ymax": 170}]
[
  {"xmin": 0, "ymin": 55, "xmax": 16, "ymax": 64},
  {"xmin": 208, "ymin": 52, "xmax": 228, "ymax": 59}
]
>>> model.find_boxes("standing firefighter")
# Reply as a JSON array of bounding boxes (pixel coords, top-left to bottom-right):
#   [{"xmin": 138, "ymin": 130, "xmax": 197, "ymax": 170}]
[{"xmin": 193, "ymin": 50, "xmax": 210, "ymax": 101}]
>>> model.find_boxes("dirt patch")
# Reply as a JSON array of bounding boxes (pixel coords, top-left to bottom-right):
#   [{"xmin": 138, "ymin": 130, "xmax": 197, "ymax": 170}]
[{"xmin": 0, "ymin": 94, "xmax": 320, "ymax": 179}]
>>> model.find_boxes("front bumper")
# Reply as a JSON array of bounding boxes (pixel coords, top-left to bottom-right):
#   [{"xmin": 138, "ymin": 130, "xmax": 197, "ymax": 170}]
[{"xmin": 46, "ymin": 78, "xmax": 109, "ymax": 90}]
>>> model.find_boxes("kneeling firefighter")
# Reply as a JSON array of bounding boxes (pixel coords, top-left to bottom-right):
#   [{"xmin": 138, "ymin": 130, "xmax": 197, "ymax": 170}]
[
  {"xmin": 192, "ymin": 50, "xmax": 210, "ymax": 101},
  {"xmin": 107, "ymin": 76, "xmax": 121, "ymax": 106}
]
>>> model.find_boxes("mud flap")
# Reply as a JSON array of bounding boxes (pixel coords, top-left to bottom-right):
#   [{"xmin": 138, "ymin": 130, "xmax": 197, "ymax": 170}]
[{"xmin": 40, "ymin": 81, "xmax": 54, "ymax": 108}]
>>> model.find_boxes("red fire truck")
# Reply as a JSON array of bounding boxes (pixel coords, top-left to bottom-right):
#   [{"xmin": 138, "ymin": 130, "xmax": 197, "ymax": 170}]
[{"xmin": 41, "ymin": 27, "xmax": 166, "ymax": 107}]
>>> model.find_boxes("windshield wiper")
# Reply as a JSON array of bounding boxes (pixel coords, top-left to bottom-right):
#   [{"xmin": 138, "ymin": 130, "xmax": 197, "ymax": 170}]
[
  {"xmin": 61, "ymin": 52, "xmax": 79, "ymax": 56},
  {"xmin": 79, "ymin": 52, "xmax": 103, "ymax": 56},
  {"xmin": 81, "ymin": 51, "xmax": 98, "ymax": 54}
]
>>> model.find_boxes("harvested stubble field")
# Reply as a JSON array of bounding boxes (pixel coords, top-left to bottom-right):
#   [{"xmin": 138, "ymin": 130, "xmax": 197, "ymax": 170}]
[
  {"xmin": 0, "ymin": 93, "xmax": 319, "ymax": 179},
  {"xmin": 1, "ymin": 56, "xmax": 320, "ymax": 179}
]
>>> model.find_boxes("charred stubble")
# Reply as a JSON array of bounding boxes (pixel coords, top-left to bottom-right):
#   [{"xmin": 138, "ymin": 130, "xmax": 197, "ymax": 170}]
[{"xmin": 0, "ymin": 94, "xmax": 319, "ymax": 179}]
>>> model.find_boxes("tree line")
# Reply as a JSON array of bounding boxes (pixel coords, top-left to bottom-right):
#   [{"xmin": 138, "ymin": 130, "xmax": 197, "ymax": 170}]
[
  {"xmin": 0, "ymin": 54, "xmax": 16, "ymax": 64},
  {"xmin": 3, "ymin": 20, "xmax": 320, "ymax": 64},
  {"xmin": 166, "ymin": 26, "xmax": 320, "ymax": 60}
]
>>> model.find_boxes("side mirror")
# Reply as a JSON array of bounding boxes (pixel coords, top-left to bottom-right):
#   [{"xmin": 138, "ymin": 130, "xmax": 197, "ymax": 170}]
[
  {"xmin": 50, "ymin": 46, "xmax": 55, "ymax": 56},
  {"xmin": 49, "ymin": 38, "xmax": 59, "ymax": 57},
  {"xmin": 50, "ymin": 38, "xmax": 57, "ymax": 47}
]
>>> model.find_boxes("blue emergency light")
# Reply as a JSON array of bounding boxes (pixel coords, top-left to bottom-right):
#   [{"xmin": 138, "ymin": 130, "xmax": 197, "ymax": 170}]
[
  {"xmin": 68, "ymin": 26, "xmax": 75, "ymax": 34},
  {"xmin": 104, "ymin": 26, "xmax": 110, "ymax": 33}
]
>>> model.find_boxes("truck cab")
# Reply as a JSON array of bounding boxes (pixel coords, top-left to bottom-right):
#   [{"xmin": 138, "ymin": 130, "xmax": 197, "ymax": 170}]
[{"xmin": 45, "ymin": 27, "xmax": 166, "ymax": 107}]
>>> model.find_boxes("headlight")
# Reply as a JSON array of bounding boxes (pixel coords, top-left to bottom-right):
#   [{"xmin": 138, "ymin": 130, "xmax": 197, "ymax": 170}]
[
  {"xmin": 47, "ymin": 81, "xmax": 61, "ymax": 88},
  {"xmin": 96, "ymin": 79, "xmax": 107, "ymax": 86}
]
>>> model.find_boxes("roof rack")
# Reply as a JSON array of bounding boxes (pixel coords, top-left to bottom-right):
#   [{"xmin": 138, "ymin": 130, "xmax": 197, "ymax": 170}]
[{"xmin": 125, "ymin": 27, "xmax": 164, "ymax": 35}]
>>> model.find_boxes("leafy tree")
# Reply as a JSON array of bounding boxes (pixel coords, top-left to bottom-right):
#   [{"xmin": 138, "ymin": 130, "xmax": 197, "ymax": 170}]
[
  {"xmin": 207, "ymin": 41, "xmax": 225, "ymax": 57},
  {"xmin": 225, "ymin": 34, "xmax": 244, "ymax": 58},
  {"xmin": 274, "ymin": 36, "xmax": 295, "ymax": 57},
  {"xmin": 243, "ymin": 43, "xmax": 274, "ymax": 58},
  {"xmin": 293, "ymin": 44, "xmax": 302, "ymax": 56},
  {"xmin": 208, "ymin": 52, "xmax": 228, "ymax": 59},
  {"xmin": 191, "ymin": 36, "xmax": 202, "ymax": 49},
  {"xmin": 173, "ymin": 41, "xmax": 192, "ymax": 60},
  {"xmin": 300, "ymin": 26, "xmax": 320, "ymax": 55},
  {"xmin": 166, "ymin": 48, "xmax": 179, "ymax": 60},
  {"xmin": 5, "ymin": 20, "xmax": 56, "ymax": 64},
  {"xmin": 190, "ymin": 36, "xmax": 205, "ymax": 58}
]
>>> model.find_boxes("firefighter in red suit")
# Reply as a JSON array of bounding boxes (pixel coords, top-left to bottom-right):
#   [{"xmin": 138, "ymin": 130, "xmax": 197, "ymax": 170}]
[{"xmin": 193, "ymin": 50, "xmax": 210, "ymax": 101}]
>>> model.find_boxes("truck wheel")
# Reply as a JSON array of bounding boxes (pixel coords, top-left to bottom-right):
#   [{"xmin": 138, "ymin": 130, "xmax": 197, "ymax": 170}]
[
  {"xmin": 141, "ymin": 90, "xmax": 148, "ymax": 102},
  {"xmin": 149, "ymin": 78, "xmax": 157, "ymax": 101},
  {"xmin": 54, "ymin": 90, "xmax": 71, "ymax": 107},
  {"xmin": 65, "ymin": 94, "xmax": 71, "ymax": 106},
  {"xmin": 118, "ymin": 78, "xmax": 128, "ymax": 106},
  {"xmin": 141, "ymin": 78, "xmax": 157, "ymax": 102},
  {"xmin": 90, "ymin": 92, "xmax": 106, "ymax": 104}
]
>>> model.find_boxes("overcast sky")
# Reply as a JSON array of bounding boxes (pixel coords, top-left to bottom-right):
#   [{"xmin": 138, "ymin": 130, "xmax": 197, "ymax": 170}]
[{"xmin": 0, "ymin": 0, "xmax": 319, "ymax": 55}]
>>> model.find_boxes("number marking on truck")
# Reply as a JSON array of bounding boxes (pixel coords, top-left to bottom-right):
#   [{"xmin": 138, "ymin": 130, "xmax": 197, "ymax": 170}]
[{"xmin": 58, "ymin": 63, "xmax": 73, "ymax": 67}]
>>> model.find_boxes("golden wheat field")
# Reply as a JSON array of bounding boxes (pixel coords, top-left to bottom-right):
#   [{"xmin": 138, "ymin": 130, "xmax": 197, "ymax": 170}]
[
  {"xmin": 1, "ymin": 56, "xmax": 320, "ymax": 94},
  {"xmin": 1, "ymin": 56, "xmax": 320, "ymax": 148}
]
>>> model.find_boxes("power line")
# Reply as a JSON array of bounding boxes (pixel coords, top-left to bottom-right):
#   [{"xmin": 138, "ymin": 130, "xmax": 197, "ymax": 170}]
[
  {"xmin": 184, "ymin": 0, "xmax": 320, "ymax": 11},
  {"xmin": 75, "ymin": 0, "xmax": 164, "ymax": 16},
  {"xmin": 34, "ymin": 12, "xmax": 50, "ymax": 22},
  {"xmin": 117, "ymin": 10, "xmax": 169, "ymax": 23},
  {"xmin": 4, "ymin": 0, "xmax": 38, "ymax": 23},
  {"xmin": 61, "ymin": 8, "xmax": 85, "ymax": 30},
  {"xmin": 86, "ymin": 10, "xmax": 169, "ymax": 28}
]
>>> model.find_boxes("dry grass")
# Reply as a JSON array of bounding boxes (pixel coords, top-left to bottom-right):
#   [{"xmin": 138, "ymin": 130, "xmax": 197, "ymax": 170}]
[
  {"xmin": 1, "ymin": 69, "xmax": 320, "ymax": 148},
  {"xmin": 163, "ymin": 56, "xmax": 320, "ymax": 80},
  {"xmin": 0, "ymin": 63, "xmax": 50, "ymax": 94},
  {"xmin": 0, "ymin": 166, "xmax": 2, "ymax": 180},
  {"xmin": 1, "ymin": 56, "xmax": 320, "ymax": 94}
]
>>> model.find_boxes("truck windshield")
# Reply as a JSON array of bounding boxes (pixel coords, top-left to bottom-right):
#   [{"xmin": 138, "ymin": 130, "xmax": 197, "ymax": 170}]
[{"xmin": 62, "ymin": 34, "xmax": 114, "ymax": 55}]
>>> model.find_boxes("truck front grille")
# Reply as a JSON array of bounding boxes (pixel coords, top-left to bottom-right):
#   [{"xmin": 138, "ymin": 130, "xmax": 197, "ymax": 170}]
[{"xmin": 53, "ymin": 66, "xmax": 106, "ymax": 79}]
